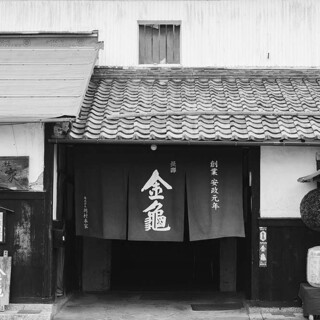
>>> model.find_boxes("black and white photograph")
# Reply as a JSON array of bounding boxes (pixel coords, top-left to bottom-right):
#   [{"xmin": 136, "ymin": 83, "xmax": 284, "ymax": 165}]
[{"xmin": 0, "ymin": 1, "xmax": 320, "ymax": 319}]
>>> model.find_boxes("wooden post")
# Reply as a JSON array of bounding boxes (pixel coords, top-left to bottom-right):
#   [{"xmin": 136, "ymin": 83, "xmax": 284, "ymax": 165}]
[
  {"xmin": 220, "ymin": 237, "xmax": 237, "ymax": 292},
  {"xmin": 0, "ymin": 250, "xmax": 11, "ymax": 311},
  {"xmin": 316, "ymin": 152, "xmax": 320, "ymax": 189}
]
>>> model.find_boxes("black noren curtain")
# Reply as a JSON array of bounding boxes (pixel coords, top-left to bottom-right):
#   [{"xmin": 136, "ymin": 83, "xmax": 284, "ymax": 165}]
[
  {"xmin": 186, "ymin": 148, "xmax": 245, "ymax": 241},
  {"xmin": 74, "ymin": 148, "xmax": 244, "ymax": 242},
  {"xmin": 128, "ymin": 152, "xmax": 185, "ymax": 242},
  {"xmin": 74, "ymin": 152, "xmax": 127, "ymax": 239}
]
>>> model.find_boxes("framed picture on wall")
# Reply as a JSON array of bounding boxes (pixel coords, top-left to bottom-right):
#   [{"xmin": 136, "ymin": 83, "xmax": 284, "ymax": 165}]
[{"xmin": 0, "ymin": 157, "xmax": 29, "ymax": 191}]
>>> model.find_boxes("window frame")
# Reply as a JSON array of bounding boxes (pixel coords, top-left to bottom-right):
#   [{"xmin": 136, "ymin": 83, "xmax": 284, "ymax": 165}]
[{"xmin": 138, "ymin": 20, "xmax": 182, "ymax": 66}]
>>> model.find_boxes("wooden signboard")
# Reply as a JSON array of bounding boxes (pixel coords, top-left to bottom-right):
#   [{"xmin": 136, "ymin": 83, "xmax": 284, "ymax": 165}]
[
  {"xmin": 0, "ymin": 156, "xmax": 29, "ymax": 191},
  {"xmin": 0, "ymin": 251, "xmax": 11, "ymax": 311}
]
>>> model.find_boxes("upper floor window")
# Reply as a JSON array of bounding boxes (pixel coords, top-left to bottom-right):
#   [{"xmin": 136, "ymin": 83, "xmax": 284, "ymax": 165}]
[{"xmin": 139, "ymin": 23, "xmax": 180, "ymax": 65}]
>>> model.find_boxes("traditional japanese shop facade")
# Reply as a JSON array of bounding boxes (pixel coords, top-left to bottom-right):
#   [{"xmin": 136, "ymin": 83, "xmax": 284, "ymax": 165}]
[
  {"xmin": 49, "ymin": 67, "xmax": 320, "ymax": 303},
  {"xmin": 1, "ymin": 0, "xmax": 320, "ymax": 306}
]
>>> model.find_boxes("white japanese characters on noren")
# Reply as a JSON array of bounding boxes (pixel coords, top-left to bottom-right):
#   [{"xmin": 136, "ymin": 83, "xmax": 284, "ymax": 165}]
[
  {"xmin": 210, "ymin": 160, "xmax": 220, "ymax": 210},
  {"xmin": 141, "ymin": 169, "xmax": 172, "ymax": 232},
  {"xmin": 83, "ymin": 196, "xmax": 89, "ymax": 229}
]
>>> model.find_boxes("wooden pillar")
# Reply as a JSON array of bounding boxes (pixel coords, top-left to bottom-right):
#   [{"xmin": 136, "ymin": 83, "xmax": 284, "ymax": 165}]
[
  {"xmin": 316, "ymin": 152, "xmax": 320, "ymax": 188},
  {"xmin": 250, "ymin": 147, "xmax": 261, "ymax": 300},
  {"xmin": 220, "ymin": 237, "xmax": 237, "ymax": 292}
]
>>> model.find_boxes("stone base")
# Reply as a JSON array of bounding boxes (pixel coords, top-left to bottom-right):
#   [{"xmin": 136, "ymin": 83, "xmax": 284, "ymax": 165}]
[{"xmin": 0, "ymin": 304, "xmax": 52, "ymax": 320}]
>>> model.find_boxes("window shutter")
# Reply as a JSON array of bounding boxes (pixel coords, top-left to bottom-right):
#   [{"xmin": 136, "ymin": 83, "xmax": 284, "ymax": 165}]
[
  {"xmin": 166, "ymin": 25, "xmax": 174, "ymax": 64},
  {"xmin": 139, "ymin": 23, "xmax": 180, "ymax": 64}
]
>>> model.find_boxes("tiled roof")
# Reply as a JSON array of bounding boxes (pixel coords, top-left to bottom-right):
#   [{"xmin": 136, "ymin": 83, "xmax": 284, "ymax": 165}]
[{"xmin": 69, "ymin": 68, "xmax": 320, "ymax": 142}]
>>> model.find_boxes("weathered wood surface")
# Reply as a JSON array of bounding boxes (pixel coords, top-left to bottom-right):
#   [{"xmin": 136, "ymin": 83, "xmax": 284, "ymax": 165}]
[
  {"xmin": 256, "ymin": 220, "xmax": 320, "ymax": 302},
  {"xmin": 0, "ymin": 34, "xmax": 100, "ymax": 121},
  {"xmin": 297, "ymin": 170, "xmax": 320, "ymax": 183},
  {"xmin": 1, "ymin": 0, "xmax": 319, "ymax": 67},
  {"xmin": 0, "ymin": 48, "xmax": 96, "ymax": 64},
  {"xmin": 0, "ymin": 97, "xmax": 82, "ymax": 120},
  {"xmin": 297, "ymin": 151, "xmax": 320, "ymax": 183},
  {"xmin": 249, "ymin": 147, "xmax": 260, "ymax": 300},
  {"xmin": 0, "ymin": 195, "xmax": 47, "ymax": 300},
  {"xmin": 93, "ymin": 67, "xmax": 320, "ymax": 80},
  {"xmin": 0, "ymin": 80, "xmax": 83, "ymax": 96},
  {"xmin": 0, "ymin": 64, "xmax": 89, "ymax": 80}
]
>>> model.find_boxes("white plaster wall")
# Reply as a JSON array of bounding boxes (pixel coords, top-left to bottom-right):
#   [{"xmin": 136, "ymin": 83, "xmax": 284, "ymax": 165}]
[
  {"xmin": 1, "ymin": 0, "xmax": 320, "ymax": 67},
  {"xmin": 0, "ymin": 123, "xmax": 44, "ymax": 191},
  {"xmin": 260, "ymin": 146, "xmax": 319, "ymax": 218}
]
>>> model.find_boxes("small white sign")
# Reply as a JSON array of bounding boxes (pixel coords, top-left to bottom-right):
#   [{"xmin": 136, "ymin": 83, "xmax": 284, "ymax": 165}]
[
  {"xmin": 259, "ymin": 227, "xmax": 267, "ymax": 241},
  {"xmin": 259, "ymin": 241, "xmax": 268, "ymax": 267},
  {"xmin": 259, "ymin": 227, "xmax": 267, "ymax": 267}
]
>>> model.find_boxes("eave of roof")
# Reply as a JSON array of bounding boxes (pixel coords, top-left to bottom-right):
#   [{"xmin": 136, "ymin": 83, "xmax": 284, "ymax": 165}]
[
  {"xmin": 67, "ymin": 67, "xmax": 320, "ymax": 145},
  {"xmin": 0, "ymin": 31, "xmax": 103, "ymax": 123},
  {"xmin": 93, "ymin": 66, "xmax": 320, "ymax": 80}
]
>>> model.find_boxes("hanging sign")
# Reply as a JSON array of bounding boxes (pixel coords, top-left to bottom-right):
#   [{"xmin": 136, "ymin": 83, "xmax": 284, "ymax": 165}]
[
  {"xmin": 186, "ymin": 149, "xmax": 245, "ymax": 241},
  {"xmin": 0, "ymin": 251, "xmax": 11, "ymax": 311},
  {"xmin": 128, "ymin": 153, "xmax": 185, "ymax": 242},
  {"xmin": 74, "ymin": 152, "xmax": 128, "ymax": 240},
  {"xmin": 259, "ymin": 227, "xmax": 267, "ymax": 267}
]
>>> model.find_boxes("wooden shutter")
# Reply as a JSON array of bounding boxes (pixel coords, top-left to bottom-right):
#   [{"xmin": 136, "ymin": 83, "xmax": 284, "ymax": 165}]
[{"xmin": 139, "ymin": 24, "xmax": 180, "ymax": 64}]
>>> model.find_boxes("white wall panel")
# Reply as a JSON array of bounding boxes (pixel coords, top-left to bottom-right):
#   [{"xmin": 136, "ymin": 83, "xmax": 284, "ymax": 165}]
[
  {"xmin": 261, "ymin": 146, "xmax": 319, "ymax": 218},
  {"xmin": 1, "ymin": 0, "xmax": 320, "ymax": 67},
  {"xmin": 0, "ymin": 123, "xmax": 44, "ymax": 191}
]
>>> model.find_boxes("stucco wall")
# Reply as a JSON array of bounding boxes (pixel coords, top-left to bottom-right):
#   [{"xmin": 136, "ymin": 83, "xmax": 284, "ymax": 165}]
[
  {"xmin": 260, "ymin": 146, "xmax": 319, "ymax": 218},
  {"xmin": 0, "ymin": 123, "xmax": 44, "ymax": 191}
]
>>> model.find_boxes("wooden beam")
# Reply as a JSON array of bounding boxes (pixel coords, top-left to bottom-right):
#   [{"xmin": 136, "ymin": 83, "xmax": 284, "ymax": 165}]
[
  {"xmin": 298, "ymin": 152, "xmax": 320, "ymax": 183},
  {"xmin": 249, "ymin": 147, "xmax": 261, "ymax": 300},
  {"xmin": 316, "ymin": 152, "xmax": 320, "ymax": 189},
  {"xmin": 297, "ymin": 169, "xmax": 320, "ymax": 183}
]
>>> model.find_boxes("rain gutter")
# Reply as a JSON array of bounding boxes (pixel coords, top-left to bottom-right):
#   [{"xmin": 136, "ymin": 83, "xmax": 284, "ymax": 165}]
[{"xmin": 48, "ymin": 138, "xmax": 320, "ymax": 147}]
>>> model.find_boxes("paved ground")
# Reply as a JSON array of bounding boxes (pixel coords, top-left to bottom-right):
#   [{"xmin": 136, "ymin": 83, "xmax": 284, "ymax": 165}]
[
  {"xmin": 0, "ymin": 304, "xmax": 52, "ymax": 320},
  {"xmin": 52, "ymin": 292, "xmax": 308, "ymax": 320}
]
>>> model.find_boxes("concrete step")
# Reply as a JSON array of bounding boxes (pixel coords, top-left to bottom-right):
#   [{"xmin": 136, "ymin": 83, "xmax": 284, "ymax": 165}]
[{"xmin": 0, "ymin": 304, "xmax": 52, "ymax": 320}]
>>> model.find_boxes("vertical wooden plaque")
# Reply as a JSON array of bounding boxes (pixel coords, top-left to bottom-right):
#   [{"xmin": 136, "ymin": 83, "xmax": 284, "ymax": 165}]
[{"xmin": 0, "ymin": 251, "xmax": 11, "ymax": 311}]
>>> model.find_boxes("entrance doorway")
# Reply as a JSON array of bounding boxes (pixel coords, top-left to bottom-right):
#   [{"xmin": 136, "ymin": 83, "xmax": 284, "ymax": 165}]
[
  {"xmin": 111, "ymin": 239, "xmax": 220, "ymax": 291},
  {"xmin": 55, "ymin": 145, "xmax": 252, "ymax": 298}
]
